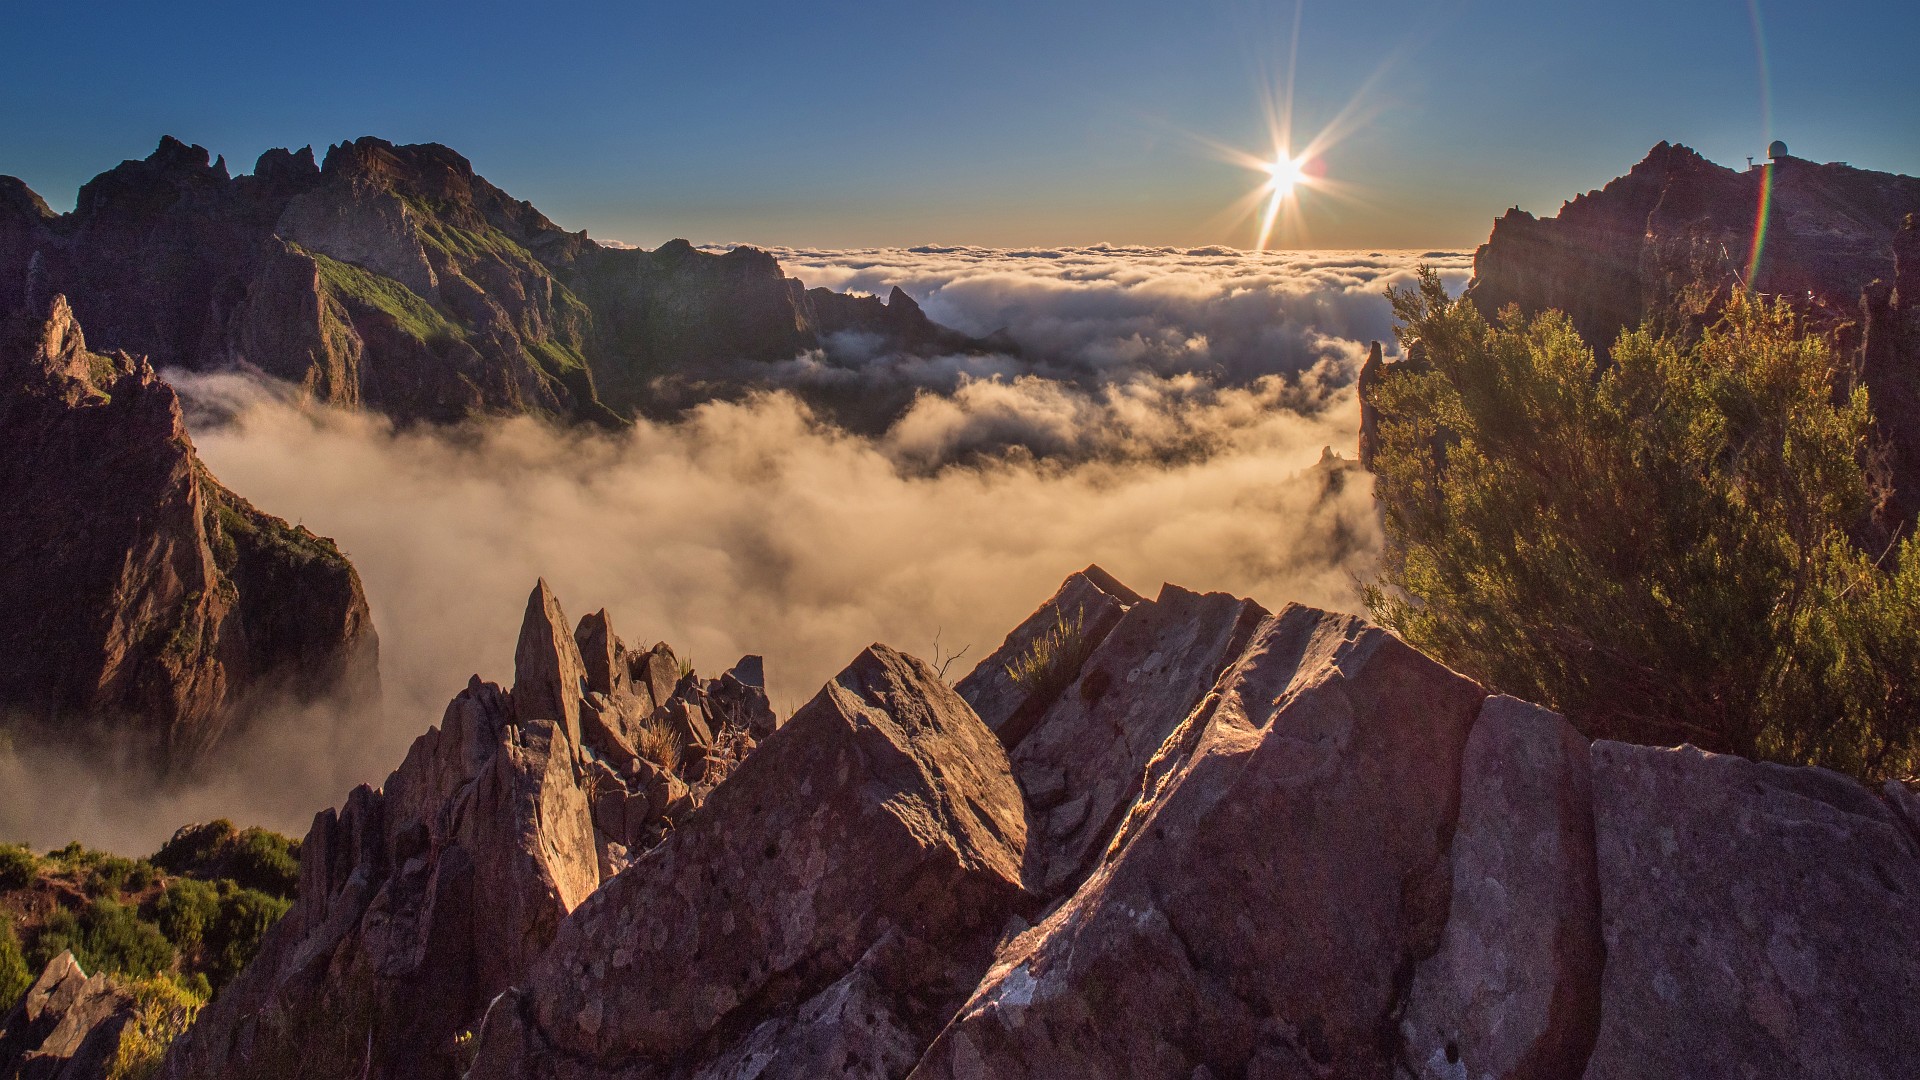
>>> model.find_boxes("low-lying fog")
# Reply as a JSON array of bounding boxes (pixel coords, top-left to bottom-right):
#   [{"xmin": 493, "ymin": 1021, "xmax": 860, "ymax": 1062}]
[{"xmin": 0, "ymin": 247, "xmax": 1470, "ymax": 851}]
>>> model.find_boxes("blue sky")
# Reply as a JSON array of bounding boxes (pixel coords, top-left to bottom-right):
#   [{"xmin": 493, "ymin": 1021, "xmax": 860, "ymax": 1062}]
[{"xmin": 1, "ymin": 1, "xmax": 1913, "ymax": 248}]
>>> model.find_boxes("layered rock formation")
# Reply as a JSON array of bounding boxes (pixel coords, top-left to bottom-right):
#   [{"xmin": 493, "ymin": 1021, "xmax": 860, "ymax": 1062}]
[
  {"xmin": 158, "ymin": 567, "xmax": 1920, "ymax": 1079},
  {"xmin": 1437, "ymin": 141, "xmax": 1920, "ymax": 515},
  {"xmin": 158, "ymin": 581, "xmax": 773, "ymax": 1080},
  {"xmin": 0, "ymin": 137, "xmax": 994, "ymax": 426},
  {"xmin": 0, "ymin": 295, "xmax": 376, "ymax": 772}
]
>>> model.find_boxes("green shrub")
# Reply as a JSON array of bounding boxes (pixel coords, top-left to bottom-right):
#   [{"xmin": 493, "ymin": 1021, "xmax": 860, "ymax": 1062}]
[
  {"xmin": 0, "ymin": 916, "xmax": 30, "ymax": 1007},
  {"xmin": 30, "ymin": 907, "xmax": 81, "ymax": 970},
  {"xmin": 225, "ymin": 829, "xmax": 299, "ymax": 900},
  {"xmin": 151, "ymin": 820, "xmax": 237, "ymax": 877},
  {"xmin": 205, "ymin": 887, "xmax": 289, "ymax": 990},
  {"xmin": 0, "ymin": 843, "xmax": 38, "ymax": 890},
  {"xmin": 150, "ymin": 878, "xmax": 220, "ymax": 950},
  {"xmin": 87, "ymin": 856, "xmax": 157, "ymax": 897},
  {"xmin": 30, "ymin": 901, "xmax": 176, "ymax": 981},
  {"xmin": 1367, "ymin": 272, "xmax": 1920, "ymax": 777},
  {"xmin": 80, "ymin": 901, "xmax": 177, "ymax": 980}
]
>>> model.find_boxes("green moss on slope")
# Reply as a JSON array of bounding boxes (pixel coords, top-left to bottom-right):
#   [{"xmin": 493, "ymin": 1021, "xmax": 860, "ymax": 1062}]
[{"xmin": 306, "ymin": 249, "xmax": 463, "ymax": 345}]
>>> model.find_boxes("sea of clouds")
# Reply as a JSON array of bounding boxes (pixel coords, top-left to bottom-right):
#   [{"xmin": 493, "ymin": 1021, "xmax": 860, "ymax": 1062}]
[{"xmin": 0, "ymin": 246, "xmax": 1469, "ymax": 851}]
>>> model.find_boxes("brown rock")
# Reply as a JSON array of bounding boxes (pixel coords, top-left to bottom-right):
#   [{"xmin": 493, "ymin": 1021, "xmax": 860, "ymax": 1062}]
[
  {"xmin": 579, "ymin": 693, "xmax": 640, "ymax": 772},
  {"xmin": 0, "ymin": 951, "xmax": 139, "ymax": 1080},
  {"xmin": 1400, "ymin": 695, "xmax": 1603, "ymax": 1080},
  {"xmin": 1582, "ymin": 742, "xmax": 1920, "ymax": 1079},
  {"xmin": 512, "ymin": 578, "xmax": 587, "ymax": 751},
  {"xmin": 1356, "ymin": 339, "xmax": 1385, "ymax": 470},
  {"xmin": 911, "ymin": 604, "xmax": 1486, "ymax": 1079},
  {"xmin": 1009, "ymin": 582, "xmax": 1267, "ymax": 897},
  {"xmin": 707, "ymin": 660, "xmax": 778, "ymax": 739},
  {"xmin": 469, "ymin": 643, "xmax": 1031, "ymax": 1077},
  {"xmin": 661, "ymin": 696, "xmax": 712, "ymax": 753},
  {"xmin": 574, "ymin": 609, "xmax": 621, "ymax": 699},
  {"xmin": 643, "ymin": 644, "xmax": 682, "ymax": 712}
]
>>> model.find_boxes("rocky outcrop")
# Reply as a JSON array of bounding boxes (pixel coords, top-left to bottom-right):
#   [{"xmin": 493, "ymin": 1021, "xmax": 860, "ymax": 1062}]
[
  {"xmin": 164, "ymin": 569, "xmax": 1920, "ymax": 1079},
  {"xmin": 0, "ymin": 137, "xmax": 994, "ymax": 426},
  {"xmin": 1004, "ymin": 582, "xmax": 1268, "ymax": 898},
  {"xmin": 0, "ymin": 952, "xmax": 140, "ymax": 1080},
  {"xmin": 0, "ymin": 295, "xmax": 377, "ymax": 773},
  {"xmin": 954, "ymin": 564, "xmax": 1141, "ymax": 747},
  {"xmin": 159, "ymin": 581, "xmax": 773, "ymax": 1080},
  {"xmin": 469, "ymin": 644, "xmax": 1030, "ymax": 1079},
  {"xmin": 1862, "ymin": 214, "xmax": 1920, "ymax": 520}
]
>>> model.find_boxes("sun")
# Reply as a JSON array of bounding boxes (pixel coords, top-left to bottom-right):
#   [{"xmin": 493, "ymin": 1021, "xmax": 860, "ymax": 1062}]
[
  {"xmin": 1265, "ymin": 152, "xmax": 1307, "ymax": 198},
  {"xmin": 1241, "ymin": 147, "xmax": 1319, "ymax": 250}
]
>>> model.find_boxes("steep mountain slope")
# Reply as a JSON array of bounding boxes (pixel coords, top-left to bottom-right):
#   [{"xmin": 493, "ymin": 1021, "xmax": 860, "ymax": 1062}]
[
  {"xmin": 0, "ymin": 137, "xmax": 992, "ymax": 426},
  {"xmin": 145, "ymin": 570, "xmax": 1920, "ymax": 1080},
  {"xmin": 0, "ymin": 295, "xmax": 377, "ymax": 772}
]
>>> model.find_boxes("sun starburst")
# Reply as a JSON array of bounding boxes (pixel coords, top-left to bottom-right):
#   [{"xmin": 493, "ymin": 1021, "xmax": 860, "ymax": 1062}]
[{"xmin": 1183, "ymin": 1, "xmax": 1396, "ymax": 250}]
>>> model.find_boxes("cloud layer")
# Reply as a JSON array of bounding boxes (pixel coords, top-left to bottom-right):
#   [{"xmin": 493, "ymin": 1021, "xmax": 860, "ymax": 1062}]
[{"xmin": 0, "ymin": 247, "xmax": 1463, "ymax": 852}]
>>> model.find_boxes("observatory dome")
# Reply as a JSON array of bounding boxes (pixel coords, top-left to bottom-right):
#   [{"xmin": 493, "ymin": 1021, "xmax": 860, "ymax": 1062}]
[{"xmin": 1768, "ymin": 140, "xmax": 1790, "ymax": 160}]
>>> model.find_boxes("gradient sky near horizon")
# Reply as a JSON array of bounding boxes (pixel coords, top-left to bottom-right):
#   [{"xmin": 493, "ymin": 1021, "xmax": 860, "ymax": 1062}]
[{"xmin": 2, "ymin": 1, "xmax": 1914, "ymax": 250}]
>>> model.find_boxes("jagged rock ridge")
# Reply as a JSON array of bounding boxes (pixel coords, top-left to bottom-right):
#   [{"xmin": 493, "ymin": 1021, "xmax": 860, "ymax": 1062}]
[
  {"xmin": 142, "ymin": 567, "xmax": 1920, "ymax": 1079},
  {"xmin": 158, "ymin": 581, "xmax": 774, "ymax": 1079},
  {"xmin": 0, "ymin": 295, "xmax": 376, "ymax": 772},
  {"xmin": 0, "ymin": 137, "xmax": 997, "ymax": 427}
]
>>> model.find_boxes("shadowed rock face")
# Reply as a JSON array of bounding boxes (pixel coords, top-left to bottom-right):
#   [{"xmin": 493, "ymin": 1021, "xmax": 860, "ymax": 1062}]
[
  {"xmin": 158, "ymin": 569, "xmax": 1920, "ymax": 1080},
  {"xmin": 0, "ymin": 136, "xmax": 990, "ymax": 426},
  {"xmin": 1582, "ymin": 742, "xmax": 1920, "ymax": 1079},
  {"xmin": 0, "ymin": 295, "xmax": 376, "ymax": 773}
]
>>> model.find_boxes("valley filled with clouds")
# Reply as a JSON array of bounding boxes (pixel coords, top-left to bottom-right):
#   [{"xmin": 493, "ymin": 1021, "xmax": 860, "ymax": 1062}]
[{"xmin": 3, "ymin": 247, "xmax": 1468, "ymax": 849}]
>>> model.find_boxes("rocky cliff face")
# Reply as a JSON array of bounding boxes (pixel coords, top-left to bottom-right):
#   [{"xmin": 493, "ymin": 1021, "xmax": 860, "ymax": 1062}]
[
  {"xmin": 0, "ymin": 295, "xmax": 377, "ymax": 773},
  {"xmin": 1466, "ymin": 142, "xmax": 1920, "ymax": 346},
  {"xmin": 1446, "ymin": 142, "xmax": 1920, "ymax": 515},
  {"xmin": 0, "ymin": 137, "xmax": 991, "ymax": 426},
  {"xmin": 154, "ymin": 568, "xmax": 1920, "ymax": 1079}
]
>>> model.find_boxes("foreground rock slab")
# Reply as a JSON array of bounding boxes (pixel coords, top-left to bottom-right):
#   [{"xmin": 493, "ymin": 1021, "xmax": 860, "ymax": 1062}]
[
  {"xmin": 148, "ymin": 568, "xmax": 1920, "ymax": 1079},
  {"xmin": 912, "ymin": 604, "xmax": 1487, "ymax": 1078},
  {"xmin": 1400, "ymin": 695, "xmax": 1603, "ymax": 1080},
  {"xmin": 1582, "ymin": 742, "xmax": 1920, "ymax": 1080}
]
